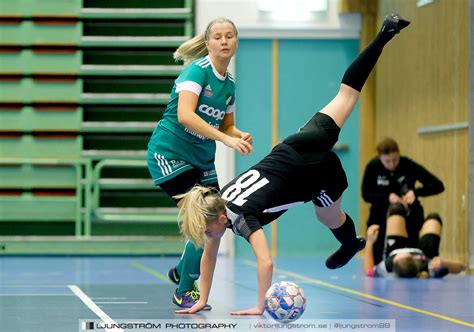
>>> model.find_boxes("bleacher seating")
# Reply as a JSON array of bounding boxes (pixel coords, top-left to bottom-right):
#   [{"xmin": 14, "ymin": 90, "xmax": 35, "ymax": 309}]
[{"xmin": 0, "ymin": 0, "xmax": 193, "ymax": 254}]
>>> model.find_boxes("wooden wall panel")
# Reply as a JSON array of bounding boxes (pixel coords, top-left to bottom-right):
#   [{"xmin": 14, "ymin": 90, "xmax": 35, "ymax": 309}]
[{"xmin": 375, "ymin": 0, "xmax": 469, "ymax": 261}]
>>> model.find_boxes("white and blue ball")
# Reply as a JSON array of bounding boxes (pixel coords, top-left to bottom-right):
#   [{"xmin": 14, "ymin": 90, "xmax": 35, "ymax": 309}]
[{"xmin": 264, "ymin": 281, "xmax": 306, "ymax": 323}]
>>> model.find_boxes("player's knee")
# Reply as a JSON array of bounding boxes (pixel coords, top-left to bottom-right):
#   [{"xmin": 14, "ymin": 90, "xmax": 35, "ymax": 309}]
[
  {"xmin": 315, "ymin": 206, "xmax": 342, "ymax": 228},
  {"xmin": 425, "ymin": 212, "xmax": 442, "ymax": 226},
  {"xmin": 418, "ymin": 234, "xmax": 441, "ymax": 259},
  {"xmin": 387, "ymin": 202, "xmax": 408, "ymax": 218},
  {"xmin": 315, "ymin": 205, "xmax": 328, "ymax": 220}
]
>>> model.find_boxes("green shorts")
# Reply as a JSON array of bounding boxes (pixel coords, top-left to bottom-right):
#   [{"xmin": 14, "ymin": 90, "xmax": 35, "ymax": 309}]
[{"xmin": 147, "ymin": 150, "xmax": 217, "ymax": 186}]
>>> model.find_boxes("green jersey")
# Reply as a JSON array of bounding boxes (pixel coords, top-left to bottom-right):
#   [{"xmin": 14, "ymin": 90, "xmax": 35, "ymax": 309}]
[{"xmin": 148, "ymin": 55, "xmax": 236, "ymax": 173}]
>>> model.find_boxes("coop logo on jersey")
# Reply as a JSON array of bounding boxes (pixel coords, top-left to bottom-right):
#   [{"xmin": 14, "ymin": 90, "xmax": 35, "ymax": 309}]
[
  {"xmin": 198, "ymin": 104, "xmax": 225, "ymax": 120},
  {"xmin": 203, "ymin": 84, "xmax": 213, "ymax": 97}
]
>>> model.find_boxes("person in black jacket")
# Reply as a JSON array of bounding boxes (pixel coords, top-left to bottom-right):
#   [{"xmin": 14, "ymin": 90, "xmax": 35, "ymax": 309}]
[{"xmin": 361, "ymin": 137, "xmax": 444, "ymax": 265}]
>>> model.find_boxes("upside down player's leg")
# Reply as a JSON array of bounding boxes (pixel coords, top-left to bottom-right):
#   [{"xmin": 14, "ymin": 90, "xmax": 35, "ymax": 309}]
[
  {"xmin": 320, "ymin": 14, "xmax": 410, "ymax": 128},
  {"xmin": 315, "ymin": 197, "xmax": 366, "ymax": 269},
  {"xmin": 308, "ymin": 151, "xmax": 364, "ymax": 269},
  {"xmin": 281, "ymin": 14, "xmax": 410, "ymax": 156}
]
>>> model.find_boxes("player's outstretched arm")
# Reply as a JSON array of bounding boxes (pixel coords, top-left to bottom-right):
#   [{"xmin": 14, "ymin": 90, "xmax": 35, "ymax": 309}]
[
  {"xmin": 231, "ymin": 229, "xmax": 272, "ymax": 315},
  {"xmin": 175, "ymin": 236, "xmax": 221, "ymax": 314},
  {"xmin": 364, "ymin": 225, "xmax": 379, "ymax": 277}
]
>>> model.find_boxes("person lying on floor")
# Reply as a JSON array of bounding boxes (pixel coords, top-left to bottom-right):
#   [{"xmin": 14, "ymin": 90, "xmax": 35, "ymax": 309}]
[{"xmin": 364, "ymin": 205, "xmax": 466, "ymax": 278}]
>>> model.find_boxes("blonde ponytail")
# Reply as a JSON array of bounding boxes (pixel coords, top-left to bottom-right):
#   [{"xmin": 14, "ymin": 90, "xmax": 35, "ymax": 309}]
[
  {"xmin": 175, "ymin": 186, "xmax": 226, "ymax": 248},
  {"xmin": 173, "ymin": 34, "xmax": 208, "ymax": 64},
  {"xmin": 173, "ymin": 17, "xmax": 238, "ymax": 65}
]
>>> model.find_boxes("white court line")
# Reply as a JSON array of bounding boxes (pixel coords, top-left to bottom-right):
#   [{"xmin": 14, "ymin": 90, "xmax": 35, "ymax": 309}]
[
  {"xmin": 91, "ymin": 297, "xmax": 128, "ymax": 300},
  {"xmin": 0, "ymin": 285, "xmax": 68, "ymax": 288},
  {"xmin": 68, "ymin": 285, "xmax": 124, "ymax": 332}
]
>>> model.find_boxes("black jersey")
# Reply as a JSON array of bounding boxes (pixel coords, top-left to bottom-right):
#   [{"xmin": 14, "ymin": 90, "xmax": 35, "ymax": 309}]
[
  {"xmin": 221, "ymin": 143, "xmax": 347, "ymax": 241},
  {"xmin": 361, "ymin": 156, "xmax": 444, "ymax": 207}
]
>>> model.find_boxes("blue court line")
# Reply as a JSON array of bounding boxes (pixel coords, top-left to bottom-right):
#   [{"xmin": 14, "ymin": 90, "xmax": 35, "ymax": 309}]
[{"xmin": 243, "ymin": 260, "xmax": 474, "ymax": 329}]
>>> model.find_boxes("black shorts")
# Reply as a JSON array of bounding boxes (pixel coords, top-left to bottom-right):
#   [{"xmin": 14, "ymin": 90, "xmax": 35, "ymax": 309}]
[
  {"xmin": 310, "ymin": 151, "xmax": 348, "ymax": 207},
  {"xmin": 282, "ymin": 113, "xmax": 347, "ymax": 207},
  {"xmin": 159, "ymin": 168, "xmax": 220, "ymax": 202},
  {"xmin": 283, "ymin": 112, "xmax": 341, "ymax": 158},
  {"xmin": 384, "ymin": 234, "xmax": 441, "ymax": 259},
  {"xmin": 384, "ymin": 236, "xmax": 411, "ymax": 258}
]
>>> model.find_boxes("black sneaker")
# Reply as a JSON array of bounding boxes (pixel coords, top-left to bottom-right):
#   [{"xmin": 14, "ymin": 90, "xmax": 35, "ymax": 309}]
[
  {"xmin": 430, "ymin": 266, "xmax": 449, "ymax": 279},
  {"xmin": 325, "ymin": 236, "xmax": 366, "ymax": 270},
  {"xmin": 381, "ymin": 14, "xmax": 410, "ymax": 34}
]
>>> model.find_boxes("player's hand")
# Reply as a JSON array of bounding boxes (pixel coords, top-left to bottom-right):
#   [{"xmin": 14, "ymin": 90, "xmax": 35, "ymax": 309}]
[
  {"xmin": 402, "ymin": 190, "xmax": 416, "ymax": 205},
  {"xmin": 388, "ymin": 193, "xmax": 408, "ymax": 208},
  {"xmin": 230, "ymin": 306, "xmax": 264, "ymax": 316},
  {"xmin": 240, "ymin": 132, "xmax": 253, "ymax": 145},
  {"xmin": 222, "ymin": 136, "xmax": 254, "ymax": 156},
  {"xmin": 388, "ymin": 193, "xmax": 403, "ymax": 204},
  {"xmin": 366, "ymin": 224, "xmax": 380, "ymax": 243},
  {"xmin": 428, "ymin": 256, "xmax": 443, "ymax": 271},
  {"xmin": 175, "ymin": 301, "xmax": 207, "ymax": 314}
]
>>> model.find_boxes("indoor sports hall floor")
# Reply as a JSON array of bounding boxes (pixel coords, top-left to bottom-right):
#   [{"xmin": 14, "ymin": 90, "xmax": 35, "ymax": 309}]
[{"xmin": 0, "ymin": 256, "xmax": 472, "ymax": 332}]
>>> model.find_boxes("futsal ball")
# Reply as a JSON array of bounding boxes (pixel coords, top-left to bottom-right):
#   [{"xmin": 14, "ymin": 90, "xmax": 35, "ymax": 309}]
[{"xmin": 264, "ymin": 281, "xmax": 306, "ymax": 323}]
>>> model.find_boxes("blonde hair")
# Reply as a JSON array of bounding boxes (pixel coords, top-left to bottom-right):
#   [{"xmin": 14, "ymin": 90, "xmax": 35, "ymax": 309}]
[
  {"xmin": 173, "ymin": 17, "xmax": 238, "ymax": 64},
  {"xmin": 175, "ymin": 185, "xmax": 226, "ymax": 248}
]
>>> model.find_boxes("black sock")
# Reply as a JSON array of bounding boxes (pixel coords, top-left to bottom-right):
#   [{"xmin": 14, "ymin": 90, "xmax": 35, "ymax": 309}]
[
  {"xmin": 329, "ymin": 213, "xmax": 357, "ymax": 246},
  {"xmin": 341, "ymin": 27, "xmax": 396, "ymax": 92}
]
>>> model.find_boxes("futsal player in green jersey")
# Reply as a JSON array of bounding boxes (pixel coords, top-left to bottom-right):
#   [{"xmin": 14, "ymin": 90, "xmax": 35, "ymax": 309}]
[{"xmin": 147, "ymin": 17, "xmax": 254, "ymax": 309}]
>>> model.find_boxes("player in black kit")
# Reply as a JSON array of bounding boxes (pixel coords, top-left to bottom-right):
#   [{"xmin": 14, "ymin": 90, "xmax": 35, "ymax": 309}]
[
  {"xmin": 175, "ymin": 14, "xmax": 410, "ymax": 315},
  {"xmin": 361, "ymin": 137, "xmax": 445, "ymax": 265},
  {"xmin": 364, "ymin": 208, "xmax": 466, "ymax": 278}
]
